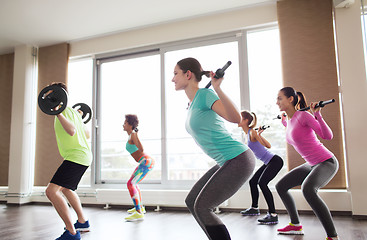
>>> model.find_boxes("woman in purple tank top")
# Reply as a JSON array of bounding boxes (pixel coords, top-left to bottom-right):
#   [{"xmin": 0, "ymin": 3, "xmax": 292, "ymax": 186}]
[{"xmin": 239, "ymin": 110, "xmax": 284, "ymax": 225}]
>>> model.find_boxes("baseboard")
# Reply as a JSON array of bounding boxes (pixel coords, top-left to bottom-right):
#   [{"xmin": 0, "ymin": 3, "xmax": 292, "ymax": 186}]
[
  {"xmin": 5, "ymin": 202, "xmax": 34, "ymax": 206},
  {"xmin": 219, "ymin": 208, "xmax": 354, "ymax": 217},
  {"xmin": 77, "ymin": 203, "xmax": 191, "ymax": 212}
]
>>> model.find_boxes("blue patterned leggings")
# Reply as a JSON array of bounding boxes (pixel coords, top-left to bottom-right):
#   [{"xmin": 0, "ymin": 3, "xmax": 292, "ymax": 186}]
[{"xmin": 127, "ymin": 155, "xmax": 155, "ymax": 211}]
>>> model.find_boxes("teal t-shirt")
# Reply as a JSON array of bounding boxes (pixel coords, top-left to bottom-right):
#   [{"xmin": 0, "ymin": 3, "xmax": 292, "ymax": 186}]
[
  {"xmin": 185, "ymin": 88, "xmax": 248, "ymax": 166},
  {"xmin": 54, "ymin": 107, "xmax": 93, "ymax": 166}
]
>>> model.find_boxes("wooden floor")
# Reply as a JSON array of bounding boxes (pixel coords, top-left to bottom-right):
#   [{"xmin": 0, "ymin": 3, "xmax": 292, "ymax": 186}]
[{"xmin": 1, "ymin": 204, "xmax": 366, "ymax": 240}]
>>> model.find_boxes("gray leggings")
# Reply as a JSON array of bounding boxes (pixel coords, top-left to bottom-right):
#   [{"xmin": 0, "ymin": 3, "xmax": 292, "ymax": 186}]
[
  {"xmin": 185, "ymin": 150, "xmax": 255, "ymax": 240},
  {"xmin": 275, "ymin": 156, "xmax": 339, "ymax": 237}
]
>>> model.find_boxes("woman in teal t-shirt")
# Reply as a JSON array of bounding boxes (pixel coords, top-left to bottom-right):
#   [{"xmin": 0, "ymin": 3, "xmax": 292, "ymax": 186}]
[{"xmin": 172, "ymin": 58, "xmax": 256, "ymax": 240}]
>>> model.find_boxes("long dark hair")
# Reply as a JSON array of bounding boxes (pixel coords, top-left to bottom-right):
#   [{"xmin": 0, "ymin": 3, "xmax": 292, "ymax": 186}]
[
  {"xmin": 241, "ymin": 110, "xmax": 257, "ymax": 128},
  {"xmin": 280, "ymin": 87, "xmax": 308, "ymax": 110},
  {"xmin": 125, "ymin": 114, "xmax": 139, "ymax": 132},
  {"xmin": 177, "ymin": 57, "xmax": 210, "ymax": 82}
]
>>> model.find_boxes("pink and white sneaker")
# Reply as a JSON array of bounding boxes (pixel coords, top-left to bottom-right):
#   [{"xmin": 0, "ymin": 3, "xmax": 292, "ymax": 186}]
[{"xmin": 277, "ymin": 223, "xmax": 304, "ymax": 235}]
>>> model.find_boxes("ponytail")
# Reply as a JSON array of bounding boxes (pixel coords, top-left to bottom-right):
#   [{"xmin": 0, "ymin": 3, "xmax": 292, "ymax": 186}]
[
  {"xmin": 296, "ymin": 91, "xmax": 308, "ymax": 110},
  {"xmin": 240, "ymin": 110, "xmax": 257, "ymax": 128},
  {"xmin": 201, "ymin": 71, "xmax": 211, "ymax": 78},
  {"xmin": 249, "ymin": 112, "xmax": 257, "ymax": 128}
]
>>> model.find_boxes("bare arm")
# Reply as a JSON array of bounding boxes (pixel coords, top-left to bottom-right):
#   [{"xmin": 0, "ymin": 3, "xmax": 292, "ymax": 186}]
[
  {"xmin": 253, "ymin": 129, "xmax": 272, "ymax": 148},
  {"xmin": 77, "ymin": 109, "xmax": 90, "ymax": 139},
  {"xmin": 84, "ymin": 126, "xmax": 90, "ymax": 139},
  {"xmin": 210, "ymin": 72, "xmax": 241, "ymax": 123},
  {"xmin": 131, "ymin": 132, "xmax": 144, "ymax": 152},
  {"xmin": 57, "ymin": 113, "xmax": 76, "ymax": 136}
]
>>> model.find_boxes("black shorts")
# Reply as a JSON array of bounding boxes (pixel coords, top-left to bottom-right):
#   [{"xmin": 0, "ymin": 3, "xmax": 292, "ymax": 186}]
[{"xmin": 50, "ymin": 160, "xmax": 88, "ymax": 191}]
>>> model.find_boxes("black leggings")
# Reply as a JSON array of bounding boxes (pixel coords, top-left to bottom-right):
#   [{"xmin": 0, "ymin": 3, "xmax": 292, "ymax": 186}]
[
  {"xmin": 185, "ymin": 150, "xmax": 255, "ymax": 240},
  {"xmin": 249, "ymin": 155, "xmax": 283, "ymax": 213},
  {"xmin": 276, "ymin": 157, "xmax": 339, "ymax": 237}
]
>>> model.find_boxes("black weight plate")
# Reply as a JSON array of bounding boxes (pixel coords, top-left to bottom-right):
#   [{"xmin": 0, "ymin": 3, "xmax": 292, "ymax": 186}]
[
  {"xmin": 72, "ymin": 103, "xmax": 92, "ymax": 124},
  {"xmin": 38, "ymin": 85, "xmax": 68, "ymax": 115}
]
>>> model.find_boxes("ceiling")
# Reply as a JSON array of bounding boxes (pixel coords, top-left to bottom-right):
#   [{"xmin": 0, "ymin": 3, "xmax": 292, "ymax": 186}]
[{"xmin": 0, "ymin": 0, "xmax": 275, "ymax": 55}]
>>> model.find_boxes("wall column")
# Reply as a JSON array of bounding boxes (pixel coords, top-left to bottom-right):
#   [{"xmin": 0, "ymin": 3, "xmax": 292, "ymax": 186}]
[{"xmin": 7, "ymin": 45, "xmax": 37, "ymax": 204}]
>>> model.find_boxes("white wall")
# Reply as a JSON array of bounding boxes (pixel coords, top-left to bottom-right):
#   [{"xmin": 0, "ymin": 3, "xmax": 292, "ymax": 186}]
[
  {"xmin": 69, "ymin": 3, "xmax": 277, "ymax": 57},
  {"xmin": 334, "ymin": 1, "xmax": 367, "ymax": 216}
]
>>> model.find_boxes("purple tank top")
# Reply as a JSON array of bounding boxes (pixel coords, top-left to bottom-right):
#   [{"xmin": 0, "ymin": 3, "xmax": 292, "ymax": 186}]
[{"xmin": 247, "ymin": 129, "xmax": 275, "ymax": 165}]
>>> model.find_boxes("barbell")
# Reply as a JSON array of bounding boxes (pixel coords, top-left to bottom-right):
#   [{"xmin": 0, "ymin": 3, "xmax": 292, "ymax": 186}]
[
  {"xmin": 38, "ymin": 85, "xmax": 68, "ymax": 115},
  {"xmin": 72, "ymin": 103, "xmax": 92, "ymax": 124},
  {"xmin": 38, "ymin": 85, "xmax": 92, "ymax": 124}
]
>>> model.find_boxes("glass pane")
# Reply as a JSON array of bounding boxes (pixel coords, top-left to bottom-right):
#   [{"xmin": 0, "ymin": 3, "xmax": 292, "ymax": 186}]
[
  {"xmin": 67, "ymin": 58, "xmax": 93, "ymax": 186},
  {"xmin": 247, "ymin": 28, "xmax": 287, "ymax": 184},
  {"xmin": 99, "ymin": 54, "xmax": 161, "ymax": 182},
  {"xmin": 165, "ymin": 41, "xmax": 241, "ymax": 180}
]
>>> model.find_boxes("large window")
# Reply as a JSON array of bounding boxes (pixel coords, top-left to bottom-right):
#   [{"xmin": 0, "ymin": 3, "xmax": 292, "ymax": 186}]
[
  {"xmin": 96, "ymin": 53, "xmax": 162, "ymax": 183},
  {"xmin": 247, "ymin": 28, "xmax": 287, "ymax": 183},
  {"xmin": 68, "ymin": 27, "xmax": 287, "ymax": 188},
  {"xmin": 67, "ymin": 58, "xmax": 93, "ymax": 186}
]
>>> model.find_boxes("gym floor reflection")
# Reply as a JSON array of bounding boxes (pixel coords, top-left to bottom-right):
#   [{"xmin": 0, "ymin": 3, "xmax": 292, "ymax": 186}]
[{"xmin": 1, "ymin": 204, "xmax": 366, "ymax": 240}]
